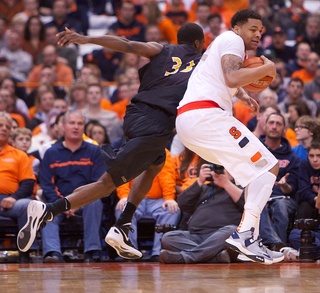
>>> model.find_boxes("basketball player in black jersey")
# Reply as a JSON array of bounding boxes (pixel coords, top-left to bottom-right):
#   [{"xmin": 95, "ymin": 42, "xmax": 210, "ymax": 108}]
[{"xmin": 17, "ymin": 23, "xmax": 204, "ymax": 260}]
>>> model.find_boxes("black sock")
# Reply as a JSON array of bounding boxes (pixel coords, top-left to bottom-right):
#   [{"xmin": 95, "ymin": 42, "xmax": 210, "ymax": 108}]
[
  {"xmin": 47, "ymin": 198, "xmax": 71, "ymax": 217},
  {"xmin": 116, "ymin": 202, "xmax": 137, "ymax": 225}
]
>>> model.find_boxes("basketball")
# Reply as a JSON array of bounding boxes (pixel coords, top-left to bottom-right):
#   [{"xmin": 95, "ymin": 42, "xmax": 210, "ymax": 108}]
[{"xmin": 242, "ymin": 57, "xmax": 273, "ymax": 92}]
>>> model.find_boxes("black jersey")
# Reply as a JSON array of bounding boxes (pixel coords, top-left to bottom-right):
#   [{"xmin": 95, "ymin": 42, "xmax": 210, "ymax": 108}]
[{"xmin": 132, "ymin": 44, "xmax": 202, "ymax": 116}]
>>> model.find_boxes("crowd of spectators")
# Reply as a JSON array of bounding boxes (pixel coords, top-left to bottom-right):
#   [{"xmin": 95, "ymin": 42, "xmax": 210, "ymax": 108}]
[{"xmin": 0, "ymin": 0, "xmax": 320, "ymax": 263}]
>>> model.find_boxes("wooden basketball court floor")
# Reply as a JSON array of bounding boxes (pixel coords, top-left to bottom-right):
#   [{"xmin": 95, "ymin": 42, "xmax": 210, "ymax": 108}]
[{"xmin": 1, "ymin": 262, "xmax": 319, "ymax": 293}]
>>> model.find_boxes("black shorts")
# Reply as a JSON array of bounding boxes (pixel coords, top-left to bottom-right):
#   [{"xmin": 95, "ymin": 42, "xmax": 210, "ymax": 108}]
[{"xmin": 101, "ymin": 102, "xmax": 175, "ymax": 187}]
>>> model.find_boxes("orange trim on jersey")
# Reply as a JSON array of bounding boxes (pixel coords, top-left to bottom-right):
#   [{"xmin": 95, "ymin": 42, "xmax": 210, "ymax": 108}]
[
  {"xmin": 177, "ymin": 100, "xmax": 222, "ymax": 116},
  {"xmin": 49, "ymin": 161, "xmax": 93, "ymax": 169}
]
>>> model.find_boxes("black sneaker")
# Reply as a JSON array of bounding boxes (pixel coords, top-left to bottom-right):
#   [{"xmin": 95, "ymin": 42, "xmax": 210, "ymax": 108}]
[
  {"xmin": 17, "ymin": 201, "xmax": 52, "ymax": 252},
  {"xmin": 105, "ymin": 223, "xmax": 142, "ymax": 259}
]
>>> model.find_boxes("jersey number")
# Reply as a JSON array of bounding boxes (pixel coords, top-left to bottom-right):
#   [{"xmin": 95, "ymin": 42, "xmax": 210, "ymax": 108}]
[{"xmin": 164, "ymin": 57, "xmax": 196, "ymax": 76}]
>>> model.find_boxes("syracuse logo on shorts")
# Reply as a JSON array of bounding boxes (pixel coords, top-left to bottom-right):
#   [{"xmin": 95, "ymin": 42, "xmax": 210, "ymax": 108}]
[{"xmin": 229, "ymin": 126, "xmax": 262, "ymax": 163}]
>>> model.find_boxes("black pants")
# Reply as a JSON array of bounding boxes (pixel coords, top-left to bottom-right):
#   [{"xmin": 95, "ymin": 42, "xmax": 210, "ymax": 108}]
[{"xmin": 102, "ymin": 103, "xmax": 175, "ymax": 187}]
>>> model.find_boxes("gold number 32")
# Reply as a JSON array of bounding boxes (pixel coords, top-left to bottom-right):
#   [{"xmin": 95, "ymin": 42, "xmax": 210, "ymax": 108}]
[{"xmin": 164, "ymin": 57, "xmax": 196, "ymax": 76}]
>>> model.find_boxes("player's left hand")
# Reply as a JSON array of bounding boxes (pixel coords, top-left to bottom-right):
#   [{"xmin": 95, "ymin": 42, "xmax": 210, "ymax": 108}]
[
  {"xmin": 240, "ymin": 94, "xmax": 259, "ymax": 115},
  {"xmin": 162, "ymin": 200, "xmax": 180, "ymax": 214}
]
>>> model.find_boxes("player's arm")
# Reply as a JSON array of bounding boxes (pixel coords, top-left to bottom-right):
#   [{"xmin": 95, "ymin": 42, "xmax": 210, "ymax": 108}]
[
  {"xmin": 57, "ymin": 27, "xmax": 163, "ymax": 58},
  {"xmin": 221, "ymin": 54, "xmax": 276, "ymax": 88}
]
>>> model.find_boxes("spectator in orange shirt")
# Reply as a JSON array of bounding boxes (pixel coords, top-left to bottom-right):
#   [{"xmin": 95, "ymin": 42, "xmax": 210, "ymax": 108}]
[
  {"xmin": 174, "ymin": 147, "xmax": 206, "ymax": 195},
  {"xmin": 0, "ymin": 0, "xmax": 24, "ymax": 26},
  {"xmin": 210, "ymin": 0, "xmax": 235, "ymax": 30},
  {"xmin": 141, "ymin": 1, "xmax": 178, "ymax": 44},
  {"xmin": 115, "ymin": 149, "xmax": 180, "ymax": 261},
  {"xmin": 164, "ymin": 0, "xmax": 190, "ymax": 31},
  {"xmin": 110, "ymin": 81, "xmax": 139, "ymax": 120},
  {"xmin": 0, "ymin": 89, "xmax": 26, "ymax": 128},
  {"xmin": 0, "ymin": 111, "xmax": 36, "ymax": 263},
  {"xmin": 27, "ymin": 44, "xmax": 74, "ymax": 93},
  {"xmin": 291, "ymin": 52, "xmax": 319, "ymax": 84},
  {"xmin": 203, "ymin": 13, "xmax": 223, "ymax": 50},
  {"xmin": 11, "ymin": 127, "xmax": 40, "ymax": 194}
]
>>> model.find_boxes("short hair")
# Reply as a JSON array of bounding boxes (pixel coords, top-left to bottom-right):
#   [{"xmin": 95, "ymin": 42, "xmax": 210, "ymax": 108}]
[
  {"xmin": 297, "ymin": 115, "xmax": 320, "ymax": 140},
  {"xmin": 177, "ymin": 23, "xmax": 204, "ymax": 45},
  {"xmin": 289, "ymin": 77, "xmax": 304, "ymax": 88},
  {"xmin": 258, "ymin": 88, "xmax": 278, "ymax": 104},
  {"xmin": 231, "ymin": 9, "xmax": 262, "ymax": 28},
  {"xmin": 308, "ymin": 140, "xmax": 320, "ymax": 153},
  {"xmin": 266, "ymin": 112, "xmax": 286, "ymax": 126},
  {"xmin": 208, "ymin": 13, "xmax": 222, "ymax": 23},
  {"xmin": 69, "ymin": 81, "xmax": 88, "ymax": 93},
  {"xmin": 87, "ymin": 83, "xmax": 103, "ymax": 92},
  {"xmin": 11, "ymin": 127, "xmax": 32, "ymax": 141},
  {"xmin": 197, "ymin": 1, "xmax": 211, "ymax": 9},
  {"xmin": 62, "ymin": 110, "xmax": 86, "ymax": 124},
  {"xmin": 259, "ymin": 104, "xmax": 280, "ymax": 114}
]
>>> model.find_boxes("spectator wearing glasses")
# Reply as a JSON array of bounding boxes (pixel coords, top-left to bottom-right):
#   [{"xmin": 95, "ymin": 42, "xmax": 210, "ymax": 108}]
[{"xmin": 292, "ymin": 115, "xmax": 320, "ymax": 160}]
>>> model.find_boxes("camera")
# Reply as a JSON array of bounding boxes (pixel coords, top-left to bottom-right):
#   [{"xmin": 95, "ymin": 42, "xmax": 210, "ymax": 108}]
[
  {"xmin": 206, "ymin": 164, "xmax": 224, "ymax": 181},
  {"xmin": 155, "ymin": 224, "xmax": 177, "ymax": 233},
  {"xmin": 294, "ymin": 218, "xmax": 319, "ymax": 262}
]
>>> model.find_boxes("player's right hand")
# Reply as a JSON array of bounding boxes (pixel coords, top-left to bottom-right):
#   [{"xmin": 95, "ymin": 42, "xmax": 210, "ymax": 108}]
[
  {"xmin": 57, "ymin": 27, "xmax": 88, "ymax": 46},
  {"xmin": 260, "ymin": 55, "xmax": 276, "ymax": 79}
]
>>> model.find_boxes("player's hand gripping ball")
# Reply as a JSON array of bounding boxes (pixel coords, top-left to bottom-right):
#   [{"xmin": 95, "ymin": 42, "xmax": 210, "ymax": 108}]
[{"xmin": 243, "ymin": 57, "xmax": 273, "ymax": 92}]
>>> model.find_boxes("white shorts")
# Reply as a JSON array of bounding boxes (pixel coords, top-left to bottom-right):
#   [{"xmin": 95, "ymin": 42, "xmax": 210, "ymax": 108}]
[{"xmin": 176, "ymin": 108, "xmax": 278, "ymax": 187}]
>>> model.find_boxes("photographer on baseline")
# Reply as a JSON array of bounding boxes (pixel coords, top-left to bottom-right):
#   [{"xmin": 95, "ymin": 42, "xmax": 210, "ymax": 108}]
[
  {"xmin": 160, "ymin": 163, "xmax": 245, "ymax": 264},
  {"xmin": 288, "ymin": 140, "xmax": 320, "ymax": 262}
]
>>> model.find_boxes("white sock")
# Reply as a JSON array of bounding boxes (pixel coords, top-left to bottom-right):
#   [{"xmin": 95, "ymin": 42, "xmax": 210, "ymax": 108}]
[
  {"xmin": 238, "ymin": 172, "xmax": 276, "ymax": 233},
  {"xmin": 253, "ymin": 216, "xmax": 260, "ymax": 240}
]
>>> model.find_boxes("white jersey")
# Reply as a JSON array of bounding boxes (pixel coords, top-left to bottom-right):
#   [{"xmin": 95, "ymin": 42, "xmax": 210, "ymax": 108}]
[{"xmin": 179, "ymin": 31, "xmax": 245, "ymax": 114}]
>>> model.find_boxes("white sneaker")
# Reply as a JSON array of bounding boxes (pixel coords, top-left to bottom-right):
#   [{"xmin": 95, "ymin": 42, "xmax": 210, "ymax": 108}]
[
  {"xmin": 225, "ymin": 228, "xmax": 273, "ymax": 265},
  {"xmin": 257, "ymin": 240, "xmax": 284, "ymax": 263},
  {"xmin": 105, "ymin": 223, "xmax": 142, "ymax": 259},
  {"xmin": 17, "ymin": 201, "xmax": 49, "ymax": 252},
  {"xmin": 280, "ymin": 247, "xmax": 299, "ymax": 262},
  {"xmin": 237, "ymin": 254, "xmax": 253, "ymax": 262}
]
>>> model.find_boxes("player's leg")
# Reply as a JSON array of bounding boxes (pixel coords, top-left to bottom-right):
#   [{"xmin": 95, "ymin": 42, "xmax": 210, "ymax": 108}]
[
  {"xmin": 225, "ymin": 161, "xmax": 279, "ymax": 264},
  {"xmin": 105, "ymin": 104, "xmax": 173, "ymax": 259},
  {"xmin": 177, "ymin": 108, "xmax": 281, "ymax": 264},
  {"xmin": 17, "ymin": 173, "xmax": 116, "ymax": 252},
  {"xmin": 105, "ymin": 163, "xmax": 164, "ymax": 259}
]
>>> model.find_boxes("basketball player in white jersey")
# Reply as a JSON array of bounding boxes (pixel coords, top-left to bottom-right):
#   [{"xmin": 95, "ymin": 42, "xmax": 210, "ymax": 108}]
[{"xmin": 176, "ymin": 9, "xmax": 283, "ymax": 264}]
